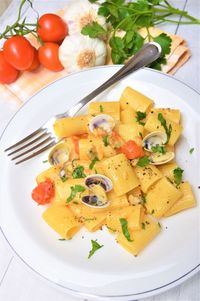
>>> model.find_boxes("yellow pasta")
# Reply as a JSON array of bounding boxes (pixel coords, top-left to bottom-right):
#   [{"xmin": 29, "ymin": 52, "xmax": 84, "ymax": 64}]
[
  {"xmin": 118, "ymin": 123, "xmax": 144, "ymax": 141},
  {"xmin": 150, "ymin": 108, "xmax": 181, "ymax": 124},
  {"xmin": 101, "ymin": 153, "xmax": 139, "ymax": 196},
  {"xmin": 144, "ymin": 114, "xmax": 182, "ymax": 146},
  {"xmin": 120, "ymin": 107, "xmax": 136, "ymax": 124},
  {"xmin": 135, "ymin": 165, "xmax": 163, "ymax": 193},
  {"xmin": 116, "ymin": 216, "xmax": 161, "ymax": 256},
  {"xmin": 54, "ymin": 115, "xmax": 88, "ymax": 138},
  {"xmin": 120, "ymin": 86, "xmax": 154, "ymax": 113},
  {"xmin": 89, "ymin": 102, "xmax": 120, "ymax": 120},
  {"xmin": 158, "ymin": 161, "xmax": 178, "ymax": 182},
  {"xmin": 145, "ymin": 177, "xmax": 183, "ymax": 218},
  {"xmin": 79, "ymin": 138, "xmax": 103, "ymax": 161},
  {"xmin": 42, "ymin": 205, "xmax": 82, "ymax": 239},
  {"xmin": 164, "ymin": 182, "xmax": 196, "ymax": 217}
]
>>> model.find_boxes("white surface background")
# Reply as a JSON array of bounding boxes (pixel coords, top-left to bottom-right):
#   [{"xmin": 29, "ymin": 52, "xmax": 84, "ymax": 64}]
[{"xmin": 0, "ymin": 0, "xmax": 199, "ymax": 300}]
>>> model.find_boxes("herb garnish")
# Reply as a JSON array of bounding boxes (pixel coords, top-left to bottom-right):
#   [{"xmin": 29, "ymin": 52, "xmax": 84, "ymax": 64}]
[
  {"xmin": 99, "ymin": 104, "xmax": 104, "ymax": 113},
  {"xmin": 136, "ymin": 111, "xmax": 146, "ymax": 125},
  {"xmin": 72, "ymin": 166, "xmax": 86, "ymax": 179},
  {"xmin": 58, "ymin": 238, "xmax": 66, "ymax": 241},
  {"xmin": 137, "ymin": 156, "xmax": 150, "ymax": 167},
  {"xmin": 89, "ymin": 156, "xmax": 99, "ymax": 170},
  {"xmin": 60, "ymin": 175, "xmax": 67, "ymax": 182},
  {"xmin": 88, "ymin": 239, "xmax": 104, "ymax": 259},
  {"xmin": 119, "ymin": 218, "xmax": 133, "ymax": 242},
  {"xmin": 140, "ymin": 194, "xmax": 146, "ymax": 205},
  {"xmin": 141, "ymin": 222, "xmax": 146, "ymax": 230},
  {"xmin": 189, "ymin": 148, "xmax": 194, "ymax": 154},
  {"xmin": 173, "ymin": 167, "xmax": 184, "ymax": 187},
  {"xmin": 81, "ymin": 21, "xmax": 107, "ymax": 39},
  {"xmin": 102, "ymin": 135, "xmax": 109, "ymax": 147},
  {"xmin": 66, "ymin": 185, "xmax": 85, "ymax": 203},
  {"xmin": 42, "ymin": 160, "xmax": 48, "ymax": 163},
  {"xmin": 158, "ymin": 113, "xmax": 172, "ymax": 144},
  {"xmin": 151, "ymin": 144, "xmax": 166, "ymax": 154}
]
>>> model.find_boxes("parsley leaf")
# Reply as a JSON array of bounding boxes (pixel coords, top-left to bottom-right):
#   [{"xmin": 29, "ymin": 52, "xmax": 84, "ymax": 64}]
[
  {"xmin": 81, "ymin": 21, "xmax": 107, "ymax": 38},
  {"xmin": 66, "ymin": 185, "xmax": 85, "ymax": 203},
  {"xmin": 42, "ymin": 160, "xmax": 48, "ymax": 163},
  {"xmin": 88, "ymin": 240, "xmax": 104, "ymax": 258},
  {"xmin": 153, "ymin": 33, "xmax": 172, "ymax": 56},
  {"xmin": 189, "ymin": 147, "xmax": 194, "ymax": 154},
  {"xmin": 72, "ymin": 166, "xmax": 86, "ymax": 179},
  {"xmin": 173, "ymin": 167, "xmax": 184, "ymax": 187},
  {"xmin": 89, "ymin": 156, "xmax": 99, "ymax": 170},
  {"xmin": 137, "ymin": 156, "xmax": 150, "ymax": 167},
  {"xmin": 140, "ymin": 194, "xmax": 146, "ymax": 205},
  {"xmin": 151, "ymin": 144, "xmax": 166, "ymax": 154},
  {"xmin": 119, "ymin": 218, "xmax": 133, "ymax": 242},
  {"xmin": 158, "ymin": 113, "xmax": 172, "ymax": 144},
  {"xmin": 60, "ymin": 175, "xmax": 67, "ymax": 182},
  {"xmin": 141, "ymin": 222, "xmax": 146, "ymax": 230},
  {"xmin": 99, "ymin": 104, "xmax": 104, "ymax": 113},
  {"xmin": 102, "ymin": 135, "xmax": 109, "ymax": 147},
  {"xmin": 136, "ymin": 111, "xmax": 146, "ymax": 125}
]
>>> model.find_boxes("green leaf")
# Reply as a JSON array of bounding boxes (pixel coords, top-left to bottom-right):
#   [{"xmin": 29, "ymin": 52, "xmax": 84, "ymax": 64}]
[
  {"xmin": 136, "ymin": 111, "xmax": 146, "ymax": 125},
  {"xmin": 189, "ymin": 147, "xmax": 194, "ymax": 154},
  {"xmin": 89, "ymin": 156, "xmax": 99, "ymax": 170},
  {"xmin": 153, "ymin": 33, "xmax": 172, "ymax": 56},
  {"xmin": 98, "ymin": 6, "xmax": 110, "ymax": 17},
  {"xmin": 102, "ymin": 135, "xmax": 109, "ymax": 147},
  {"xmin": 88, "ymin": 240, "xmax": 104, "ymax": 258},
  {"xmin": 140, "ymin": 194, "xmax": 146, "ymax": 204},
  {"xmin": 137, "ymin": 156, "xmax": 150, "ymax": 167},
  {"xmin": 99, "ymin": 104, "xmax": 104, "ymax": 113},
  {"xmin": 60, "ymin": 175, "xmax": 67, "ymax": 182},
  {"xmin": 42, "ymin": 160, "xmax": 48, "ymax": 163},
  {"xmin": 173, "ymin": 167, "xmax": 184, "ymax": 187},
  {"xmin": 66, "ymin": 185, "xmax": 85, "ymax": 203},
  {"xmin": 158, "ymin": 113, "xmax": 172, "ymax": 144},
  {"xmin": 151, "ymin": 145, "xmax": 167, "ymax": 154},
  {"xmin": 72, "ymin": 166, "xmax": 86, "ymax": 179},
  {"xmin": 141, "ymin": 222, "xmax": 146, "ymax": 230},
  {"xmin": 81, "ymin": 21, "xmax": 107, "ymax": 38},
  {"xmin": 119, "ymin": 218, "xmax": 133, "ymax": 242},
  {"xmin": 88, "ymin": 0, "xmax": 98, "ymax": 3}
]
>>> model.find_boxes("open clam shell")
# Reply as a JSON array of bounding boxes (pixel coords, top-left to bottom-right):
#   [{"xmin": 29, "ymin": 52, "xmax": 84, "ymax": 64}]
[
  {"xmin": 89, "ymin": 114, "xmax": 115, "ymax": 134},
  {"xmin": 149, "ymin": 151, "xmax": 175, "ymax": 165},
  {"xmin": 48, "ymin": 142, "xmax": 69, "ymax": 166},
  {"xmin": 143, "ymin": 131, "xmax": 167, "ymax": 152},
  {"xmin": 82, "ymin": 195, "xmax": 109, "ymax": 208}
]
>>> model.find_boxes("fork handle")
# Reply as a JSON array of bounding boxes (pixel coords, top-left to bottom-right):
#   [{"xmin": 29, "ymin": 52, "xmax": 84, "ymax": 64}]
[{"xmin": 58, "ymin": 42, "xmax": 161, "ymax": 118}]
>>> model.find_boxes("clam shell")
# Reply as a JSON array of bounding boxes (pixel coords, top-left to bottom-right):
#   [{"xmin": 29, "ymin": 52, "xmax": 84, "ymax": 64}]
[
  {"xmin": 143, "ymin": 131, "xmax": 167, "ymax": 152},
  {"xmin": 149, "ymin": 151, "xmax": 175, "ymax": 165},
  {"xmin": 85, "ymin": 174, "xmax": 113, "ymax": 192},
  {"xmin": 89, "ymin": 114, "xmax": 115, "ymax": 134},
  {"xmin": 81, "ymin": 195, "xmax": 110, "ymax": 208},
  {"xmin": 48, "ymin": 142, "xmax": 69, "ymax": 166}
]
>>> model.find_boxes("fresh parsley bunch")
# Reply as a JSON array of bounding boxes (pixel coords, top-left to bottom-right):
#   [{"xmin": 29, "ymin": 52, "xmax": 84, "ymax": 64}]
[{"xmin": 82, "ymin": 0, "xmax": 200, "ymax": 70}]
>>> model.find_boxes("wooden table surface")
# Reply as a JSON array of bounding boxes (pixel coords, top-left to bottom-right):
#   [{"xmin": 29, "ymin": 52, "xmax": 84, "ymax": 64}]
[{"xmin": 0, "ymin": 0, "xmax": 199, "ymax": 300}]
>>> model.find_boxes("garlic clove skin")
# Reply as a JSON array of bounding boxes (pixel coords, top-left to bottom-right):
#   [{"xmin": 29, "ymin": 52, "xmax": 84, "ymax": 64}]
[
  {"xmin": 63, "ymin": 0, "xmax": 107, "ymax": 35},
  {"xmin": 59, "ymin": 34, "xmax": 107, "ymax": 72}
]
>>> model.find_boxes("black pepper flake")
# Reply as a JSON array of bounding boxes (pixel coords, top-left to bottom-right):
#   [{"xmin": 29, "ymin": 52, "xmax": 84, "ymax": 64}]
[
  {"xmin": 167, "ymin": 201, "xmax": 169, "ymax": 204},
  {"xmin": 126, "ymin": 102, "xmax": 129, "ymax": 105}
]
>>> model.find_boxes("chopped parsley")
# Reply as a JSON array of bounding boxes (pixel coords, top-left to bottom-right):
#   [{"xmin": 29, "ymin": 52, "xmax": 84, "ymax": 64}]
[
  {"xmin": 58, "ymin": 238, "xmax": 66, "ymax": 241},
  {"xmin": 140, "ymin": 194, "xmax": 146, "ymax": 205},
  {"xmin": 88, "ymin": 239, "xmax": 104, "ymax": 259},
  {"xmin": 60, "ymin": 175, "xmax": 67, "ymax": 182},
  {"xmin": 141, "ymin": 222, "xmax": 146, "ymax": 230},
  {"xmin": 139, "ymin": 132, "xmax": 143, "ymax": 139},
  {"xmin": 136, "ymin": 156, "xmax": 150, "ymax": 167},
  {"xmin": 42, "ymin": 160, "xmax": 48, "ymax": 163},
  {"xmin": 66, "ymin": 185, "xmax": 85, "ymax": 203},
  {"xmin": 99, "ymin": 104, "xmax": 104, "ymax": 113},
  {"xmin": 102, "ymin": 135, "xmax": 109, "ymax": 147},
  {"xmin": 151, "ymin": 144, "xmax": 166, "ymax": 154},
  {"xmin": 189, "ymin": 147, "xmax": 194, "ymax": 154},
  {"xmin": 158, "ymin": 222, "xmax": 161, "ymax": 228},
  {"xmin": 173, "ymin": 167, "xmax": 184, "ymax": 187},
  {"xmin": 119, "ymin": 218, "xmax": 133, "ymax": 242},
  {"xmin": 136, "ymin": 111, "xmax": 146, "ymax": 126},
  {"xmin": 72, "ymin": 166, "xmax": 86, "ymax": 179},
  {"xmin": 158, "ymin": 113, "xmax": 172, "ymax": 144},
  {"xmin": 151, "ymin": 209, "xmax": 155, "ymax": 214},
  {"xmin": 89, "ymin": 156, "xmax": 99, "ymax": 170}
]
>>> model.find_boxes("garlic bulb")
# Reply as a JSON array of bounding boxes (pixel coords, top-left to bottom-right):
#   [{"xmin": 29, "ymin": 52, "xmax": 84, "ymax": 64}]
[
  {"xmin": 59, "ymin": 34, "xmax": 107, "ymax": 72},
  {"xmin": 63, "ymin": 0, "xmax": 107, "ymax": 35}
]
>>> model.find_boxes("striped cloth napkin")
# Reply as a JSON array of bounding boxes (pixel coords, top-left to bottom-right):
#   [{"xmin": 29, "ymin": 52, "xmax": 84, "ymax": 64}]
[{"xmin": 0, "ymin": 10, "xmax": 191, "ymax": 107}]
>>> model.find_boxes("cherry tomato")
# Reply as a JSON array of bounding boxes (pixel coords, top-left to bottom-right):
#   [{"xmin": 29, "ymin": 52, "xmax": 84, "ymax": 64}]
[
  {"xmin": 0, "ymin": 51, "xmax": 19, "ymax": 84},
  {"xmin": 120, "ymin": 140, "xmax": 144, "ymax": 160},
  {"xmin": 37, "ymin": 13, "xmax": 68, "ymax": 43},
  {"xmin": 31, "ymin": 179, "xmax": 55, "ymax": 205},
  {"xmin": 38, "ymin": 42, "xmax": 64, "ymax": 71},
  {"xmin": 3, "ymin": 36, "xmax": 34, "ymax": 70},
  {"xmin": 26, "ymin": 48, "xmax": 40, "ymax": 71}
]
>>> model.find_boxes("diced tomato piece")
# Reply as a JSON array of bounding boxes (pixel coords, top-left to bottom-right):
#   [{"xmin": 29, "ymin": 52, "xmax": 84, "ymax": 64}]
[
  {"xmin": 32, "ymin": 179, "xmax": 55, "ymax": 205},
  {"xmin": 72, "ymin": 135, "xmax": 79, "ymax": 155},
  {"xmin": 120, "ymin": 140, "xmax": 144, "ymax": 160},
  {"xmin": 111, "ymin": 131, "xmax": 122, "ymax": 141}
]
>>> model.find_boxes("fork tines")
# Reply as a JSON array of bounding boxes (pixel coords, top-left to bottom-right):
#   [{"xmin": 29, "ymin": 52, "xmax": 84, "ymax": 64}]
[{"xmin": 5, "ymin": 128, "xmax": 56, "ymax": 165}]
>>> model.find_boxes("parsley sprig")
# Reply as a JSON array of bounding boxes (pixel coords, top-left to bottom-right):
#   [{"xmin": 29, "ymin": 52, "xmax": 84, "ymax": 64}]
[
  {"xmin": 66, "ymin": 185, "xmax": 85, "ymax": 203},
  {"xmin": 136, "ymin": 111, "xmax": 146, "ymax": 126},
  {"xmin": 72, "ymin": 166, "xmax": 86, "ymax": 179},
  {"xmin": 158, "ymin": 113, "xmax": 172, "ymax": 144},
  {"xmin": 88, "ymin": 240, "xmax": 104, "ymax": 258},
  {"xmin": 81, "ymin": 0, "xmax": 200, "ymax": 70},
  {"xmin": 173, "ymin": 167, "xmax": 184, "ymax": 187},
  {"xmin": 119, "ymin": 218, "xmax": 133, "ymax": 242}
]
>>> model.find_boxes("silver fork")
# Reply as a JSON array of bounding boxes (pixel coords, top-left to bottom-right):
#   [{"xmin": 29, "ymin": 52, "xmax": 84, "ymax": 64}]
[{"xmin": 4, "ymin": 42, "xmax": 161, "ymax": 165}]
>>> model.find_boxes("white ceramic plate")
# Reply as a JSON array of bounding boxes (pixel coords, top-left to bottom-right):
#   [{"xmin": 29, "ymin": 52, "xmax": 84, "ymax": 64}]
[{"xmin": 0, "ymin": 66, "xmax": 199, "ymax": 301}]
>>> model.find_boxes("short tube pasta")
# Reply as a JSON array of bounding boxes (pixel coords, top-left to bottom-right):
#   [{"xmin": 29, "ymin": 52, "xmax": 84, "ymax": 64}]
[{"xmin": 54, "ymin": 115, "xmax": 88, "ymax": 138}]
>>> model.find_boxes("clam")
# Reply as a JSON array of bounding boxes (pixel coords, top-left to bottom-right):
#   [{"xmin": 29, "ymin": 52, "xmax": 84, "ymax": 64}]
[
  {"xmin": 48, "ymin": 142, "xmax": 70, "ymax": 166},
  {"xmin": 149, "ymin": 151, "xmax": 175, "ymax": 165},
  {"xmin": 81, "ymin": 174, "xmax": 113, "ymax": 208},
  {"xmin": 143, "ymin": 131, "xmax": 167, "ymax": 152},
  {"xmin": 89, "ymin": 114, "xmax": 115, "ymax": 134}
]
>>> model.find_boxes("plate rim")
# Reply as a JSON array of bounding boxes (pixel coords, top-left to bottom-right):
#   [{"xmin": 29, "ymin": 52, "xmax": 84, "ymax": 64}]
[{"xmin": 0, "ymin": 65, "xmax": 199, "ymax": 300}]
